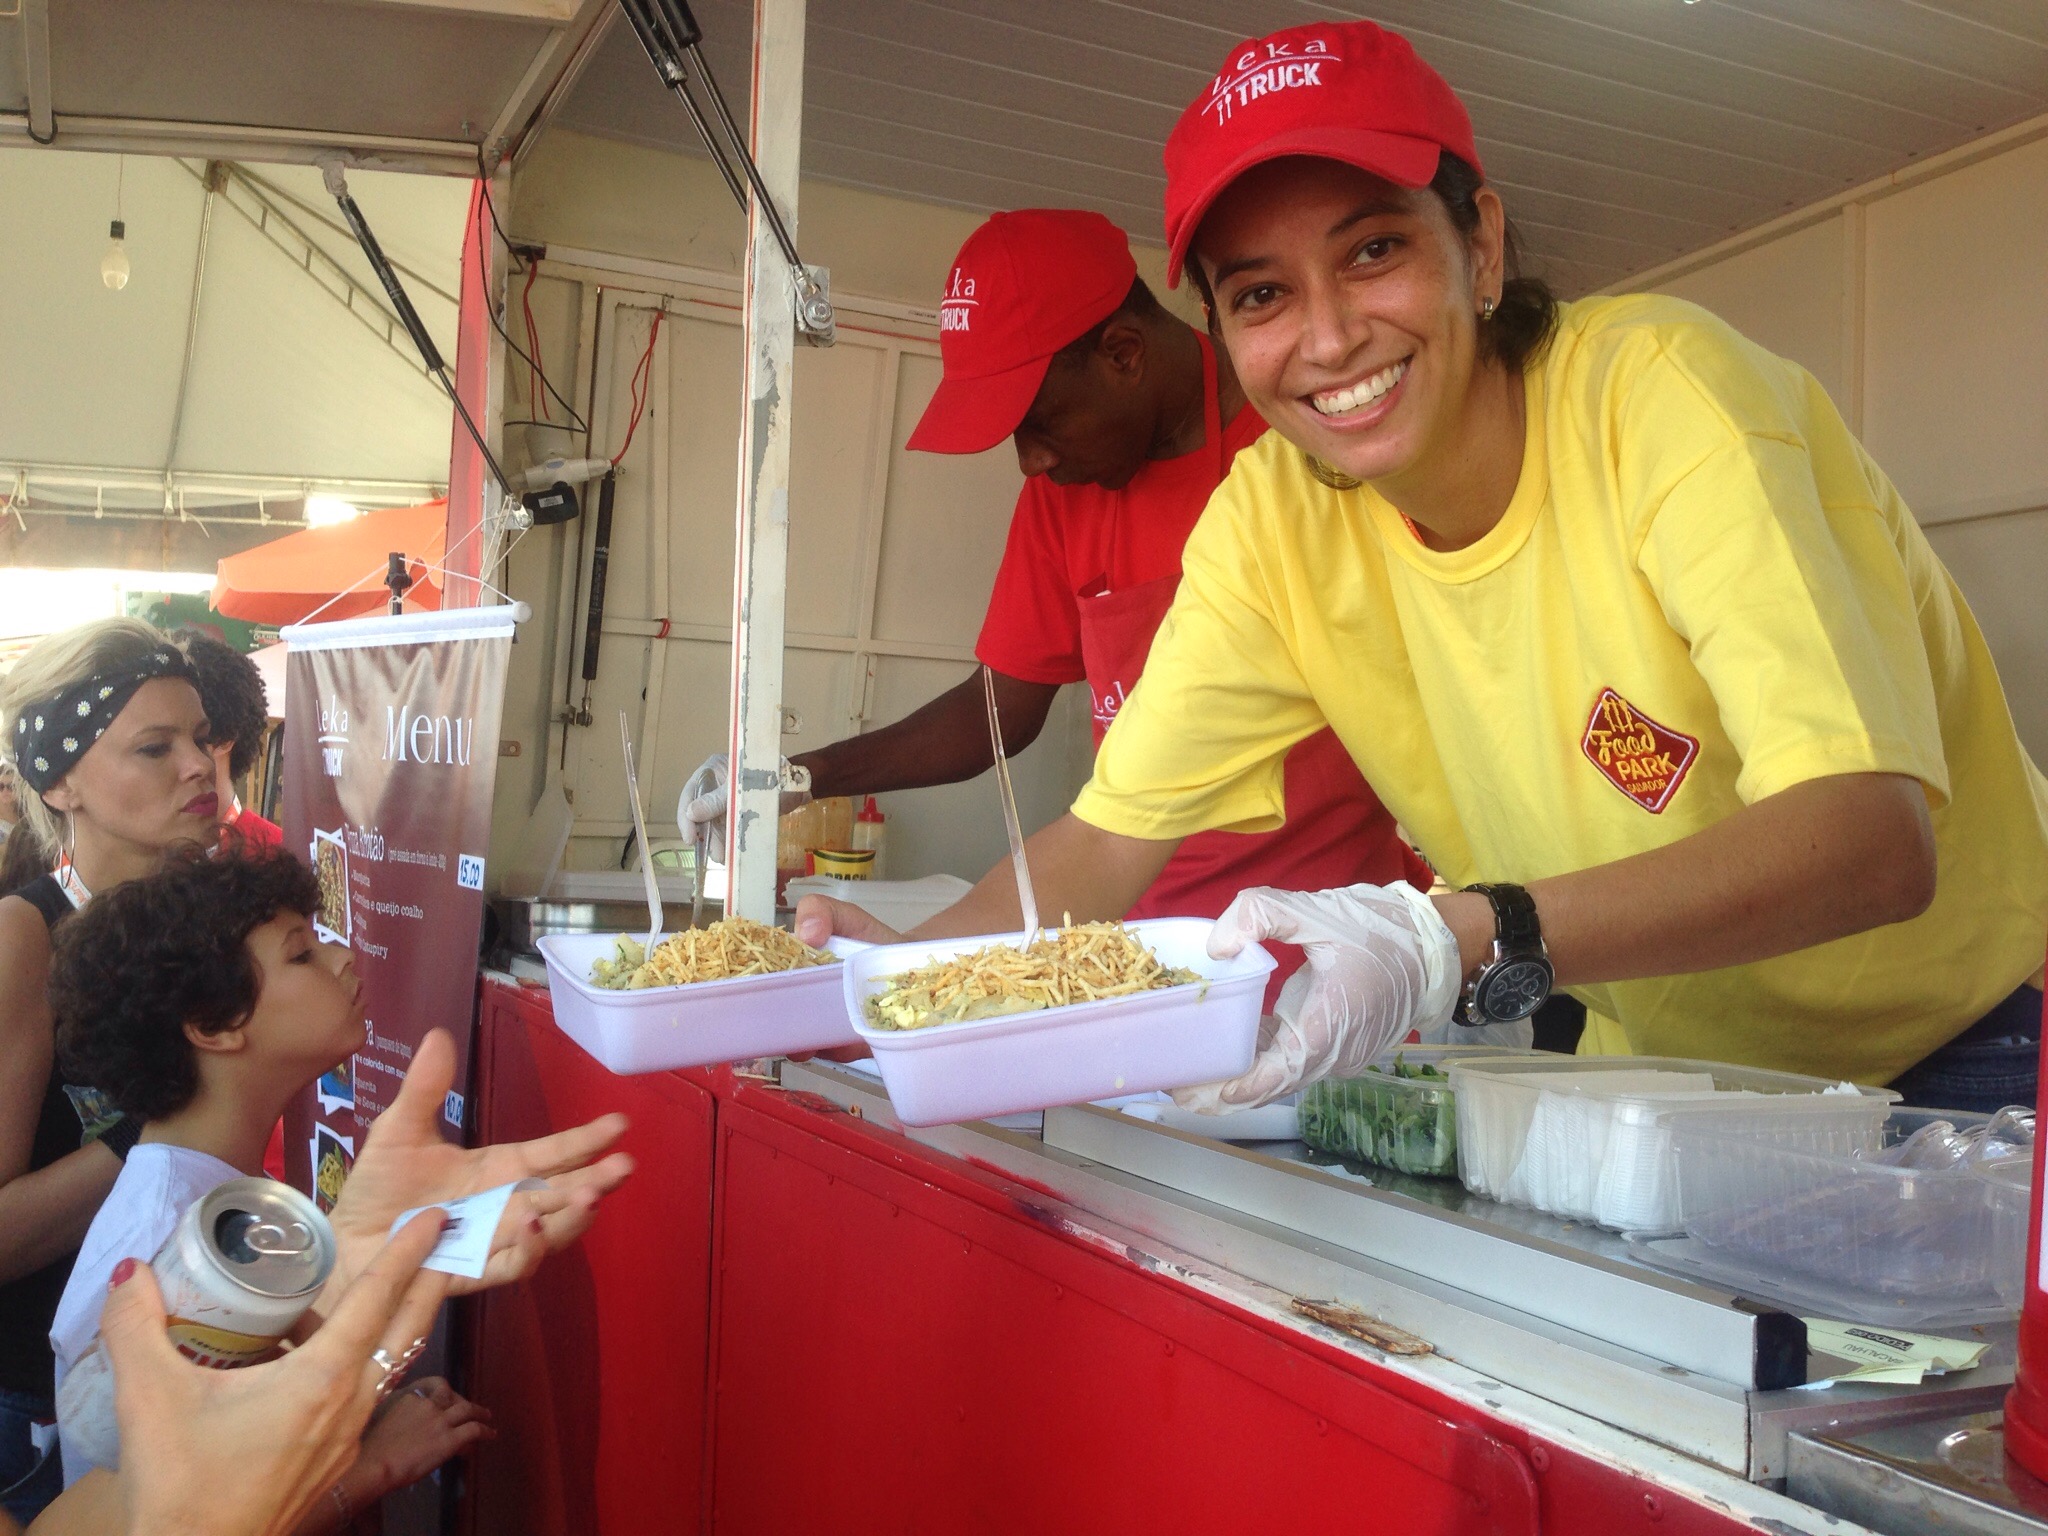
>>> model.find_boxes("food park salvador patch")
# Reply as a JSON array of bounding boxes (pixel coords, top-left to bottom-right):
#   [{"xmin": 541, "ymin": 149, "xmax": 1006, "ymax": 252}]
[{"xmin": 1581, "ymin": 688, "xmax": 1697, "ymax": 814}]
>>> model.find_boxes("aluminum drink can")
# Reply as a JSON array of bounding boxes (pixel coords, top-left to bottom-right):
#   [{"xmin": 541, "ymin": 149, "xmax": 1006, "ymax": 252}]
[
  {"xmin": 57, "ymin": 1178, "xmax": 336, "ymax": 1476},
  {"xmin": 154, "ymin": 1177, "xmax": 336, "ymax": 1367}
]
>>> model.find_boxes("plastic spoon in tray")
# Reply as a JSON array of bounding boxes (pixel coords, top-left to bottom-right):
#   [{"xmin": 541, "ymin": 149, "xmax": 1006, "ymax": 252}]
[{"xmin": 618, "ymin": 711, "xmax": 662, "ymax": 951}]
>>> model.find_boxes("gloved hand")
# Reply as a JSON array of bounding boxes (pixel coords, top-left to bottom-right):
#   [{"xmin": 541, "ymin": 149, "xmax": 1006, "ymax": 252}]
[
  {"xmin": 1173, "ymin": 882, "xmax": 1462, "ymax": 1112},
  {"xmin": 678, "ymin": 753, "xmax": 813, "ymax": 848}
]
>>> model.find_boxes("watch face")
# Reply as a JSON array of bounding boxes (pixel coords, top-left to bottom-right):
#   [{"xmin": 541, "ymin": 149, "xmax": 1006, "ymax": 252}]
[{"xmin": 1478, "ymin": 957, "xmax": 1553, "ymax": 1022}]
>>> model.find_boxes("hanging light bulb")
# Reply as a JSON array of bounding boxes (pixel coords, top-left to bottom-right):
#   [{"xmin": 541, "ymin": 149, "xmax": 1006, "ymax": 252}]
[{"xmin": 101, "ymin": 220, "xmax": 130, "ymax": 290}]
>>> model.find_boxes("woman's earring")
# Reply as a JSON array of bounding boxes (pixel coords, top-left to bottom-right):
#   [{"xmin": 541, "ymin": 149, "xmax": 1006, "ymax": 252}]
[
  {"xmin": 1480, "ymin": 296, "xmax": 1498, "ymax": 321},
  {"xmin": 62, "ymin": 811, "xmax": 75, "ymax": 858}
]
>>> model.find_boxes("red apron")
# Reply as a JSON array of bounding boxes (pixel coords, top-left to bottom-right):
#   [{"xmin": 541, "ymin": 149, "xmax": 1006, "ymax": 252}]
[{"xmin": 1076, "ymin": 343, "xmax": 1425, "ymax": 1000}]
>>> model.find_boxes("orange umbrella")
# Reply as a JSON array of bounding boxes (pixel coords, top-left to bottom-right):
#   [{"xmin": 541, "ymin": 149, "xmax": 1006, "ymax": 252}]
[{"xmin": 212, "ymin": 500, "xmax": 447, "ymax": 625}]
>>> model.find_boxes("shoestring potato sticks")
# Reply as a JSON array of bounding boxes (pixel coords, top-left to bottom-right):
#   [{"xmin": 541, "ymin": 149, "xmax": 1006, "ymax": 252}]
[
  {"xmin": 590, "ymin": 917, "xmax": 834, "ymax": 989},
  {"xmin": 864, "ymin": 918, "xmax": 1201, "ymax": 1032}
]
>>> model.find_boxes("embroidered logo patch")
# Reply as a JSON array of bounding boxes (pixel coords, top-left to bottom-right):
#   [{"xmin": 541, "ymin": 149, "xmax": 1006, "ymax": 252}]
[{"xmin": 1581, "ymin": 688, "xmax": 1697, "ymax": 814}]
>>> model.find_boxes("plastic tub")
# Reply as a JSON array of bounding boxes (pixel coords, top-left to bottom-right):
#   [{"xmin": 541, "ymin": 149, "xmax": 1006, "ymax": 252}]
[
  {"xmin": 845, "ymin": 918, "xmax": 1274, "ymax": 1127},
  {"xmin": 1981, "ymin": 1154, "xmax": 2034, "ymax": 1309},
  {"xmin": 1669, "ymin": 1108, "xmax": 2031, "ymax": 1309},
  {"xmin": 538, "ymin": 932, "xmax": 864, "ymax": 1075},
  {"xmin": 1299, "ymin": 1046, "xmax": 1539, "ymax": 1177},
  {"xmin": 1447, "ymin": 1055, "xmax": 1896, "ymax": 1233}
]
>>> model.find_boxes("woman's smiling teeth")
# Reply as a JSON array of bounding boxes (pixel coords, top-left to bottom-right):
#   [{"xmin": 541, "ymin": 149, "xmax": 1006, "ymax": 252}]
[{"xmin": 1311, "ymin": 360, "xmax": 1407, "ymax": 417}]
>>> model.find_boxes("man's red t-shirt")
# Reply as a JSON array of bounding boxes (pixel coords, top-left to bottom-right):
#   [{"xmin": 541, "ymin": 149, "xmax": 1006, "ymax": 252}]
[{"xmin": 976, "ymin": 402, "xmax": 1269, "ymax": 686}]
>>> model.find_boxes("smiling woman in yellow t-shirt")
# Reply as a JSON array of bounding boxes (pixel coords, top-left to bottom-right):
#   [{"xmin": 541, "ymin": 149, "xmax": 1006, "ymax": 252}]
[{"xmin": 798, "ymin": 18, "xmax": 2048, "ymax": 1111}]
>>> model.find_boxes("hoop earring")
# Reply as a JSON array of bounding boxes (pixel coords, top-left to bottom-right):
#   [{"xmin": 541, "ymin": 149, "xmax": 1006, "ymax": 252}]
[
  {"xmin": 1480, "ymin": 296, "xmax": 1498, "ymax": 321},
  {"xmin": 1302, "ymin": 453, "xmax": 1363, "ymax": 492},
  {"xmin": 62, "ymin": 811, "xmax": 76, "ymax": 860}
]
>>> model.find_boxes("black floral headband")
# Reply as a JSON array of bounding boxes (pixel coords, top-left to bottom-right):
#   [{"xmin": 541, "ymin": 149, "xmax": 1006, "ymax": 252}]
[{"xmin": 11, "ymin": 648, "xmax": 199, "ymax": 795}]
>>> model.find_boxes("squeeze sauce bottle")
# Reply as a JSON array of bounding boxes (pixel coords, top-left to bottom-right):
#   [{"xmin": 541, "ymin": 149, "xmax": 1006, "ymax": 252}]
[
  {"xmin": 853, "ymin": 796, "xmax": 886, "ymax": 879},
  {"xmin": 2002, "ymin": 947, "xmax": 2048, "ymax": 1480}
]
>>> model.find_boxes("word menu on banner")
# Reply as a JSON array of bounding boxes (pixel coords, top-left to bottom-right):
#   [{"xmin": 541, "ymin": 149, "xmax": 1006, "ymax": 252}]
[{"xmin": 278, "ymin": 606, "xmax": 513, "ymax": 1205}]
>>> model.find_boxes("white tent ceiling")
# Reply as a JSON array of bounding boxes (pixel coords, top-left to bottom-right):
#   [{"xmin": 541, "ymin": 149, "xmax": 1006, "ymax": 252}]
[
  {"xmin": 0, "ymin": 0, "xmax": 614, "ymax": 568},
  {"xmin": 0, "ymin": 147, "xmax": 465, "ymax": 519},
  {"xmin": 555, "ymin": 0, "xmax": 2048, "ymax": 295}
]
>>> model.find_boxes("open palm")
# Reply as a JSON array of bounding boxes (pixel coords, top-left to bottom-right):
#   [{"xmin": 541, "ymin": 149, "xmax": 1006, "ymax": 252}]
[{"xmin": 325, "ymin": 1029, "xmax": 634, "ymax": 1299}]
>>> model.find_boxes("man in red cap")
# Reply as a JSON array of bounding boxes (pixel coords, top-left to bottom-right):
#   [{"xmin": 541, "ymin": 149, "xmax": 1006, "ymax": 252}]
[{"xmin": 685, "ymin": 208, "xmax": 1423, "ymax": 986}]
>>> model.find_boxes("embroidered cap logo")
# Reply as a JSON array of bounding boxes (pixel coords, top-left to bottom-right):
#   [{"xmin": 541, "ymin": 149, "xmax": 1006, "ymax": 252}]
[
  {"xmin": 939, "ymin": 268, "xmax": 977, "ymax": 334},
  {"xmin": 1204, "ymin": 36, "xmax": 1339, "ymax": 127}
]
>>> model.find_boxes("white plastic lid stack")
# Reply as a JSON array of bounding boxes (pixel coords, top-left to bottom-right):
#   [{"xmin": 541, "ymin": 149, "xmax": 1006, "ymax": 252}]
[{"xmin": 1448, "ymin": 1056, "xmax": 1897, "ymax": 1233}]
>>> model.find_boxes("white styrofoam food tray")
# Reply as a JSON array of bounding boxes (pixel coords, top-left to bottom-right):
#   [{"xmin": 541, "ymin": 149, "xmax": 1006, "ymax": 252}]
[
  {"xmin": 1446, "ymin": 1055, "xmax": 1897, "ymax": 1233},
  {"xmin": 538, "ymin": 931, "xmax": 864, "ymax": 1075},
  {"xmin": 846, "ymin": 917, "xmax": 1274, "ymax": 1127}
]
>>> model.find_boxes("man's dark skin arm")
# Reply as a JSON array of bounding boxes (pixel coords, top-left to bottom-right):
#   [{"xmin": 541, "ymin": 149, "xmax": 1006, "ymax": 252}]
[{"xmin": 791, "ymin": 668, "xmax": 1062, "ymax": 800}]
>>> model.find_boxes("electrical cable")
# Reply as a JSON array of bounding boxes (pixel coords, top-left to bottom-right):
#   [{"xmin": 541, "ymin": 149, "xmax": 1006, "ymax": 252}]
[
  {"xmin": 521, "ymin": 261, "xmax": 550, "ymax": 423},
  {"xmin": 471, "ymin": 166, "xmax": 590, "ymax": 433},
  {"xmin": 609, "ymin": 311, "xmax": 666, "ymax": 468}
]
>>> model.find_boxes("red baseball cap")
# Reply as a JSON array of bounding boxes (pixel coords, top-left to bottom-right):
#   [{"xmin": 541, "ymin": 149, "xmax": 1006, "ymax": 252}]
[
  {"xmin": 1162, "ymin": 20, "xmax": 1480, "ymax": 286},
  {"xmin": 906, "ymin": 209, "xmax": 1139, "ymax": 455}
]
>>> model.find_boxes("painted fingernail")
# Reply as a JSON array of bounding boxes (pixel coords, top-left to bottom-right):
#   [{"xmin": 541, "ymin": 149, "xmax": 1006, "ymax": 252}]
[
  {"xmin": 109, "ymin": 1257, "xmax": 137, "ymax": 1289},
  {"xmin": 528, "ymin": 1217, "xmax": 545, "ymax": 1235}
]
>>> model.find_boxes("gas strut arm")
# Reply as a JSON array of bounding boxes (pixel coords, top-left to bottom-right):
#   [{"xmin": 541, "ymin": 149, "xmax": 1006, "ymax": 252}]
[{"xmin": 614, "ymin": 0, "xmax": 835, "ymax": 345}]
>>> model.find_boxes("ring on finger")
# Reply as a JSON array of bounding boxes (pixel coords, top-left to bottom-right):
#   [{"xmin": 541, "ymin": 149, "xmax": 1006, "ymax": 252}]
[{"xmin": 370, "ymin": 1335, "xmax": 430, "ymax": 1399}]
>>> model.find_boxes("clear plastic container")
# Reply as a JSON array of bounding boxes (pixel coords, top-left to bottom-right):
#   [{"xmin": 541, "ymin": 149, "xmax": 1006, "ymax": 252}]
[
  {"xmin": 1299, "ymin": 1046, "xmax": 1538, "ymax": 1177},
  {"xmin": 1979, "ymin": 1154, "xmax": 2034, "ymax": 1309},
  {"xmin": 1673, "ymin": 1108, "xmax": 2031, "ymax": 1307},
  {"xmin": 1446, "ymin": 1055, "xmax": 1897, "ymax": 1233},
  {"xmin": 845, "ymin": 918, "xmax": 1274, "ymax": 1127},
  {"xmin": 538, "ymin": 932, "xmax": 865, "ymax": 1075}
]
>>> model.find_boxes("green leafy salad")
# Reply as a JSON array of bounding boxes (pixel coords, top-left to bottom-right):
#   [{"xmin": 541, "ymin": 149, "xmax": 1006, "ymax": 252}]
[{"xmin": 1298, "ymin": 1054, "xmax": 1461, "ymax": 1178}]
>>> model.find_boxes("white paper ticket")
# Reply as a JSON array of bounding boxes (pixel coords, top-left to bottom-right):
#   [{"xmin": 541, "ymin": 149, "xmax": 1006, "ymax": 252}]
[{"xmin": 388, "ymin": 1178, "xmax": 548, "ymax": 1280}]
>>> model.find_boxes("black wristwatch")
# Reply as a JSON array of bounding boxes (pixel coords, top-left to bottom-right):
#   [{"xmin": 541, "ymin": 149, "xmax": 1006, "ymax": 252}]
[{"xmin": 1456, "ymin": 883, "xmax": 1553, "ymax": 1026}]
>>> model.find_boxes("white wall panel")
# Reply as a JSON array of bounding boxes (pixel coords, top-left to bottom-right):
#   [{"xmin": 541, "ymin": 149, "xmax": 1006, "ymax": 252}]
[
  {"xmin": 1654, "ymin": 215, "xmax": 1846, "ymax": 410},
  {"xmin": 1633, "ymin": 130, "xmax": 2048, "ymax": 771},
  {"xmin": 508, "ymin": 267, "xmax": 1090, "ymax": 884},
  {"xmin": 869, "ymin": 351, "xmax": 1023, "ymax": 648},
  {"xmin": 1862, "ymin": 136, "xmax": 2048, "ymax": 523},
  {"xmin": 1924, "ymin": 512, "xmax": 2048, "ymax": 766}
]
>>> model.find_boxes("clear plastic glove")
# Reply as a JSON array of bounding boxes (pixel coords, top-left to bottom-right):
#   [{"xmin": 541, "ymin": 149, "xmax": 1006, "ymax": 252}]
[
  {"xmin": 1173, "ymin": 883, "xmax": 1462, "ymax": 1112},
  {"xmin": 678, "ymin": 752, "xmax": 813, "ymax": 848}
]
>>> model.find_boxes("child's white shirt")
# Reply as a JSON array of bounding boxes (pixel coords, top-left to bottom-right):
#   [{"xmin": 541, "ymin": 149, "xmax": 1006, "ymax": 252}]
[{"xmin": 50, "ymin": 1143, "xmax": 240, "ymax": 1485}]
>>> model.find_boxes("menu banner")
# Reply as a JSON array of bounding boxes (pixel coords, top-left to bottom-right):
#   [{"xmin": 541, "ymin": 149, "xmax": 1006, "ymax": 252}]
[{"xmin": 278, "ymin": 607, "xmax": 513, "ymax": 1196}]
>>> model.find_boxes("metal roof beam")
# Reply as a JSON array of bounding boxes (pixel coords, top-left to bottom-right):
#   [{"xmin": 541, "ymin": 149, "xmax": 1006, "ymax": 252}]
[{"xmin": 0, "ymin": 113, "xmax": 479, "ymax": 177}]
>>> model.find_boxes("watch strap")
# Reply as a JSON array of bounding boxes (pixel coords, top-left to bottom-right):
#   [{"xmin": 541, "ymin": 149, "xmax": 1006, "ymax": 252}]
[
  {"xmin": 1465, "ymin": 883, "xmax": 1542, "ymax": 952},
  {"xmin": 96, "ymin": 1113, "xmax": 143, "ymax": 1162}
]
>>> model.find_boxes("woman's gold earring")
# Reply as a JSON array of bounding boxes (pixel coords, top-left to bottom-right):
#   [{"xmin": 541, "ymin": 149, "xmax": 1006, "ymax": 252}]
[{"xmin": 1480, "ymin": 297, "xmax": 1497, "ymax": 321}]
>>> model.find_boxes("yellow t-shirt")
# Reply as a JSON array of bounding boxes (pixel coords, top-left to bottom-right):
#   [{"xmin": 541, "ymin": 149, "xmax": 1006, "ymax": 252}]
[{"xmin": 1075, "ymin": 294, "xmax": 2048, "ymax": 1085}]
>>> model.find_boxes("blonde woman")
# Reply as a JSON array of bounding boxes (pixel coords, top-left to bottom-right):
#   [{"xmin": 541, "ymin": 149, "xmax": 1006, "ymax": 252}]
[{"xmin": 0, "ymin": 618, "xmax": 218, "ymax": 1521}]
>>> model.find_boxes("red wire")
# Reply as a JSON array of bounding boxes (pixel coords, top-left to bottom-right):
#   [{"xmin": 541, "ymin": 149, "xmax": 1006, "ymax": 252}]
[
  {"xmin": 521, "ymin": 263, "xmax": 549, "ymax": 423},
  {"xmin": 610, "ymin": 310, "xmax": 665, "ymax": 468}
]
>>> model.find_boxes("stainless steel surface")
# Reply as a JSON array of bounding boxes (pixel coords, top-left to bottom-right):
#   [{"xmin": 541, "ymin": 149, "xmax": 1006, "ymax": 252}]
[
  {"xmin": 1790, "ymin": 1410, "xmax": 2048, "ymax": 1535},
  {"xmin": 1043, "ymin": 1103, "xmax": 1785, "ymax": 1389},
  {"xmin": 779, "ymin": 1059, "xmax": 2018, "ymax": 1483},
  {"xmin": 981, "ymin": 665, "xmax": 1038, "ymax": 939},
  {"xmin": 691, "ymin": 823, "xmax": 708, "ymax": 930}
]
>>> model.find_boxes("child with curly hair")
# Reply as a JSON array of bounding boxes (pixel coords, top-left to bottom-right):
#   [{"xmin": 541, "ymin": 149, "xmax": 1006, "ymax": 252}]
[{"xmin": 44, "ymin": 848, "xmax": 491, "ymax": 1526}]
